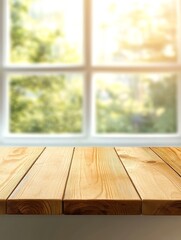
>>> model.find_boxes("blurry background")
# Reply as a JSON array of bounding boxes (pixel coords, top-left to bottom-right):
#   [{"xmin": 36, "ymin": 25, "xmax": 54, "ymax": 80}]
[{"xmin": 0, "ymin": 0, "xmax": 180, "ymax": 144}]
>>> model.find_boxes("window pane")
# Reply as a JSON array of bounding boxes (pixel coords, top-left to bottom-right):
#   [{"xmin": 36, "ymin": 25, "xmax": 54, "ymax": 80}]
[
  {"xmin": 93, "ymin": 0, "xmax": 178, "ymax": 64},
  {"xmin": 9, "ymin": 74, "xmax": 83, "ymax": 134},
  {"xmin": 9, "ymin": 0, "xmax": 83, "ymax": 64},
  {"xmin": 95, "ymin": 73, "xmax": 177, "ymax": 134}
]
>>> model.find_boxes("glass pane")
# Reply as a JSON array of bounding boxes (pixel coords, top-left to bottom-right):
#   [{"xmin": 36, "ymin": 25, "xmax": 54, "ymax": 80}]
[
  {"xmin": 93, "ymin": 0, "xmax": 178, "ymax": 64},
  {"xmin": 9, "ymin": 74, "xmax": 83, "ymax": 134},
  {"xmin": 95, "ymin": 73, "xmax": 177, "ymax": 134},
  {"xmin": 9, "ymin": 0, "xmax": 83, "ymax": 64}
]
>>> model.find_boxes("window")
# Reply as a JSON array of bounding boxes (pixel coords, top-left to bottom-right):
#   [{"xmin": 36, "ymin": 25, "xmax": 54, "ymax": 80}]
[{"xmin": 0, "ymin": 0, "xmax": 180, "ymax": 145}]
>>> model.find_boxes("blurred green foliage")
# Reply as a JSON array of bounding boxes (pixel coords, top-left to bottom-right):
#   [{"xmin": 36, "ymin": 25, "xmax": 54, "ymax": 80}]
[
  {"xmin": 10, "ymin": 0, "xmax": 80, "ymax": 63},
  {"xmin": 10, "ymin": 0, "xmax": 83, "ymax": 133},
  {"xmin": 10, "ymin": 75, "xmax": 83, "ymax": 133},
  {"xmin": 10, "ymin": 0, "xmax": 177, "ymax": 134},
  {"xmin": 96, "ymin": 74, "xmax": 177, "ymax": 133}
]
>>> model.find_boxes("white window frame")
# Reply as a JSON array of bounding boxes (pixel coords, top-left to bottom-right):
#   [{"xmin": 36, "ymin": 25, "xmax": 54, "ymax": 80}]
[{"xmin": 0, "ymin": 0, "xmax": 181, "ymax": 146}]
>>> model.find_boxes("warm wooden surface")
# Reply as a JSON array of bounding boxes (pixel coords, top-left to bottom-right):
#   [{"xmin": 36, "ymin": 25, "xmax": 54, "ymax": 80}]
[
  {"xmin": 64, "ymin": 147, "xmax": 141, "ymax": 215},
  {"xmin": 0, "ymin": 147, "xmax": 44, "ymax": 214},
  {"xmin": 115, "ymin": 147, "xmax": 181, "ymax": 215},
  {"xmin": 151, "ymin": 147, "xmax": 181, "ymax": 176},
  {"xmin": 7, "ymin": 147, "xmax": 74, "ymax": 215},
  {"xmin": 0, "ymin": 147, "xmax": 181, "ymax": 215}
]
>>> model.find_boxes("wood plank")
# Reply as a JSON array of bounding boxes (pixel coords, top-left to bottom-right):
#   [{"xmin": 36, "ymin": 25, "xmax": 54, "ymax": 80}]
[
  {"xmin": 64, "ymin": 147, "xmax": 141, "ymax": 215},
  {"xmin": 151, "ymin": 147, "xmax": 181, "ymax": 176},
  {"xmin": 0, "ymin": 147, "xmax": 44, "ymax": 214},
  {"xmin": 7, "ymin": 147, "xmax": 74, "ymax": 215},
  {"xmin": 115, "ymin": 147, "xmax": 181, "ymax": 215}
]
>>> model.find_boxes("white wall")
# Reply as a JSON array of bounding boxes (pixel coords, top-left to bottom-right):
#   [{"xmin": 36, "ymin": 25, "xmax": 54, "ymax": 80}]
[{"xmin": 0, "ymin": 216, "xmax": 181, "ymax": 240}]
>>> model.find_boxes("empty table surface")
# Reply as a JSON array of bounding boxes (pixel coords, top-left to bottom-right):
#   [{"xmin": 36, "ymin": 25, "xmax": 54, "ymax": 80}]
[{"xmin": 0, "ymin": 147, "xmax": 181, "ymax": 215}]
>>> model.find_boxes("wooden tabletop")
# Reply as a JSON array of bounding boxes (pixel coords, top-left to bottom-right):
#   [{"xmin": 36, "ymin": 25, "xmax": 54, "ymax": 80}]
[{"xmin": 0, "ymin": 147, "xmax": 181, "ymax": 215}]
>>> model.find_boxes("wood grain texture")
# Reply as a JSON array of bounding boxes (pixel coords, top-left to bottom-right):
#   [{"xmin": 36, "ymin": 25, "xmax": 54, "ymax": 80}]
[
  {"xmin": 64, "ymin": 147, "xmax": 141, "ymax": 215},
  {"xmin": 0, "ymin": 147, "xmax": 44, "ymax": 214},
  {"xmin": 151, "ymin": 147, "xmax": 181, "ymax": 176},
  {"xmin": 115, "ymin": 147, "xmax": 181, "ymax": 215},
  {"xmin": 7, "ymin": 147, "xmax": 74, "ymax": 215}
]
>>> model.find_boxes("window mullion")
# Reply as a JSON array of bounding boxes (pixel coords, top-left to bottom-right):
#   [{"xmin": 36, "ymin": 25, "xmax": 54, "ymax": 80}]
[
  {"xmin": 4, "ymin": 65, "xmax": 85, "ymax": 73},
  {"xmin": 0, "ymin": 0, "xmax": 5, "ymax": 143},
  {"xmin": 84, "ymin": 0, "xmax": 92, "ymax": 138},
  {"xmin": 91, "ymin": 65, "xmax": 181, "ymax": 73},
  {"xmin": 176, "ymin": 0, "xmax": 181, "ymax": 138},
  {"xmin": 177, "ymin": 0, "xmax": 181, "ymax": 63},
  {"xmin": 177, "ymin": 73, "xmax": 181, "ymax": 136}
]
